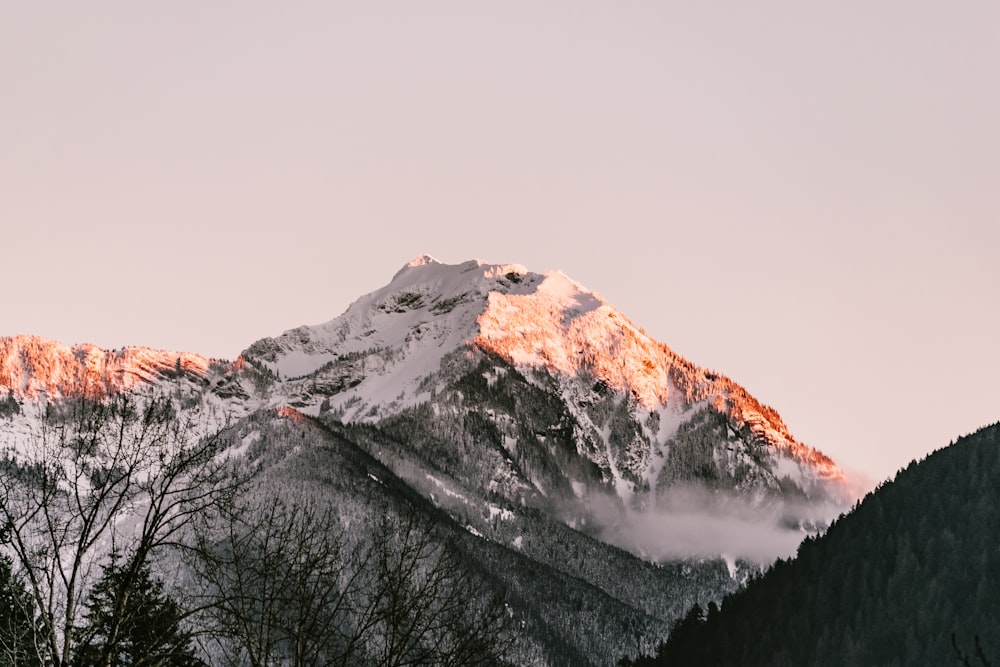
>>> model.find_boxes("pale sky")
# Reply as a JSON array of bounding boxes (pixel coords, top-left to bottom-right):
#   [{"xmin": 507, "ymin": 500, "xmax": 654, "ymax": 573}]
[{"xmin": 3, "ymin": 2, "xmax": 998, "ymax": 487}]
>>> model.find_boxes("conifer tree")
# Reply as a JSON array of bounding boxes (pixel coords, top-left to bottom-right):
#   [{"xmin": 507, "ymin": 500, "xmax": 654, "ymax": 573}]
[
  {"xmin": 0, "ymin": 554, "xmax": 41, "ymax": 667},
  {"xmin": 77, "ymin": 555, "xmax": 202, "ymax": 667}
]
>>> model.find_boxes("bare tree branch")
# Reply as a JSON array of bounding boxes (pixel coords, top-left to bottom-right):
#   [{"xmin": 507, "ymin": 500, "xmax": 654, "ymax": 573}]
[{"xmin": 0, "ymin": 389, "xmax": 236, "ymax": 666}]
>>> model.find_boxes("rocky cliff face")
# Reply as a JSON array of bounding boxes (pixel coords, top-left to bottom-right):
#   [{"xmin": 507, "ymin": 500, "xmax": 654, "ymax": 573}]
[{"xmin": 0, "ymin": 335, "xmax": 210, "ymax": 400}]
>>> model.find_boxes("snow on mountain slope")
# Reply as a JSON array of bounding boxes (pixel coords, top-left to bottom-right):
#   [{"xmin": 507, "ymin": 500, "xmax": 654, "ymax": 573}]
[
  {"xmin": 244, "ymin": 255, "xmax": 542, "ymax": 415},
  {"xmin": 476, "ymin": 267, "xmax": 844, "ymax": 494},
  {"xmin": 0, "ymin": 336, "xmax": 246, "ymax": 470}
]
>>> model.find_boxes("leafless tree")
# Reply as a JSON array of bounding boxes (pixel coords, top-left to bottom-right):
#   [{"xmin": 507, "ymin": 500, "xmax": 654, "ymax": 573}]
[
  {"xmin": 191, "ymin": 494, "xmax": 354, "ymax": 666},
  {"xmin": 191, "ymin": 492, "xmax": 514, "ymax": 666},
  {"xmin": 360, "ymin": 511, "xmax": 512, "ymax": 667},
  {"xmin": 0, "ymin": 390, "xmax": 236, "ymax": 667}
]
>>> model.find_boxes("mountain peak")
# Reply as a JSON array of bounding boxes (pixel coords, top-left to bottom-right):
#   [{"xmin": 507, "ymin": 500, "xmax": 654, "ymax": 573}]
[
  {"xmin": 392, "ymin": 253, "xmax": 443, "ymax": 279},
  {"xmin": 391, "ymin": 255, "xmax": 530, "ymax": 285},
  {"xmin": 408, "ymin": 252, "xmax": 440, "ymax": 267},
  {"xmin": 239, "ymin": 258, "xmax": 847, "ymax": 505}
]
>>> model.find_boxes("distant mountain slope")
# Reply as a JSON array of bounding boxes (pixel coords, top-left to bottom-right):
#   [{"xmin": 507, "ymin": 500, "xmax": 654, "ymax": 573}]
[
  {"xmin": 629, "ymin": 421, "xmax": 1000, "ymax": 667},
  {"xmin": 0, "ymin": 335, "xmax": 209, "ymax": 399}
]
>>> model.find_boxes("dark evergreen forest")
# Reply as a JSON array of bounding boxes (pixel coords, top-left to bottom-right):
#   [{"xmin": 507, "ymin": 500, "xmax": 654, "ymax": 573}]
[{"xmin": 623, "ymin": 421, "xmax": 1000, "ymax": 667}]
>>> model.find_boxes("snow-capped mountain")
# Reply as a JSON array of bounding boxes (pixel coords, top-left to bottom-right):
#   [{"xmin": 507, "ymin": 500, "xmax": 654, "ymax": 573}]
[
  {"xmin": 242, "ymin": 255, "xmax": 847, "ymax": 513},
  {"xmin": 0, "ymin": 255, "xmax": 857, "ymax": 663},
  {"xmin": 0, "ymin": 255, "xmax": 850, "ymax": 561}
]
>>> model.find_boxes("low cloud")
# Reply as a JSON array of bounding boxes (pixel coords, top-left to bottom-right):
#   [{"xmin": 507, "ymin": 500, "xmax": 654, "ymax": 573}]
[{"xmin": 580, "ymin": 485, "xmax": 844, "ymax": 564}]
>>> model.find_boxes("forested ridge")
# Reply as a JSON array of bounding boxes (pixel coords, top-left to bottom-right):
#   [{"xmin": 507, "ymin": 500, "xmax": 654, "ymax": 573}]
[{"xmin": 624, "ymin": 422, "xmax": 1000, "ymax": 667}]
